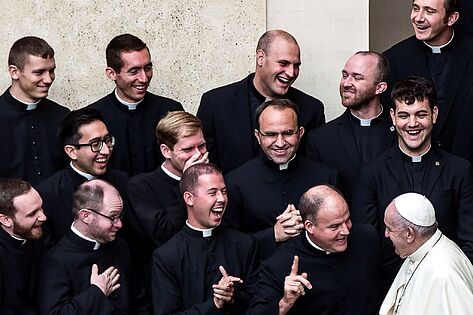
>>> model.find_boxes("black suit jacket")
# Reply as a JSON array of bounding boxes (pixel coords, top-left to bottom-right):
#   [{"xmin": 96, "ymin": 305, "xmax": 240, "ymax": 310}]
[
  {"xmin": 306, "ymin": 109, "xmax": 396, "ymax": 202},
  {"xmin": 197, "ymin": 73, "xmax": 325, "ymax": 174},
  {"xmin": 351, "ymin": 146, "xmax": 473, "ymax": 265},
  {"xmin": 383, "ymin": 34, "xmax": 473, "ymax": 152}
]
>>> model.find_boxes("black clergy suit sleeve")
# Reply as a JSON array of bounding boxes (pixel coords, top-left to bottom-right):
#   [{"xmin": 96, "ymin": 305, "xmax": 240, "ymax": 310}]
[
  {"xmin": 126, "ymin": 175, "xmax": 185, "ymax": 247},
  {"xmin": 39, "ymin": 260, "xmax": 114, "ymax": 315}
]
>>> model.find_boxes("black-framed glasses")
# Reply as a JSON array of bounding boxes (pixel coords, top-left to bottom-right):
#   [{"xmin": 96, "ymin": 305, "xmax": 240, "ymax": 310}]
[
  {"xmin": 257, "ymin": 129, "xmax": 300, "ymax": 140},
  {"xmin": 86, "ymin": 208, "xmax": 124, "ymax": 225},
  {"xmin": 69, "ymin": 135, "xmax": 115, "ymax": 153}
]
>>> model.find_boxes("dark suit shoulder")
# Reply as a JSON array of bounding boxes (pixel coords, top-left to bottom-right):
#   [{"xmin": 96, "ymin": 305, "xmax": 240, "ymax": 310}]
[
  {"xmin": 309, "ymin": 112, "xmax": 345, "ymax": 139},
  {"xmin": 200, "ymin": 76, "xmax": 248, "ymax": 100}
]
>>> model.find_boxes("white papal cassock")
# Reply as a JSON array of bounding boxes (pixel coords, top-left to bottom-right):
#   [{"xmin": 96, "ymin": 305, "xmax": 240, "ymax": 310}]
[{"xmin": 380, "ymin": 229, "xmax": 473, "ymax": 315}]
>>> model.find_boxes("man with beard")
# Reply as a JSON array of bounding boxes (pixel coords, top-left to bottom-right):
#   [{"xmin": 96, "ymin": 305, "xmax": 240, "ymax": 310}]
[
  {"xmin": 247, "ymin": 185, "xmax": 381, "ymax": 315},
  {"xmin": 197, "ymin": 29, "xmax": 325, "ymax": 174},
  {"xmin": 88, "ymin": 33, "xmax": 183, "ymax": 177},
  {"xmin": 0, "ymin": 178, "xmax": 47, "ymax": 315},
  {"xmin": 151, "ymin": 163, "xmax": 258, "ymax": 314},
  {"xmin": 39, "ymin": 180, "xmax": 150, "ymax": 314},
  {"xmin": 383, "ymin": 0, "xmax": 473, "ymax": 153},
  {"xmin": 351, "ymin": 76, "xmax": 473, "ymax": 287},
  {"xmin": 306, "ymin": 51, "xmax": 396, "ymax": 203},
  {"xmin": 0, "ymin": 36, "xmax": 69, "ymax": 185},
  {"xmin": 37, "ymin": 108, "xmax": 128, "ymax": 245},
  {"xmin": 224, "ymin": 99, "xmax": 336, "ymax": 259}
]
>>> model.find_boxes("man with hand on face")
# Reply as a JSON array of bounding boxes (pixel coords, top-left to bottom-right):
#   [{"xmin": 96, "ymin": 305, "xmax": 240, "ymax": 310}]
[
  {"xmin": 380, "ymin": 193, "xmax": 473, "ymax": 315},
  {"xmin": 126, "ymin": 111, "xmax": 208, "ymax": 294},
  {"xmin": 37, "ymin": 108, "xmax": 128, "ymax": 245},
  {"xmin": 352, "ymin": 76, "xmax": 473, "ymax": 284},
  {"xmin": 0, "ymin": 36, "xmax": 69, "ymax": 185},
  {"xmin": 383, "ymin": 0, "xmax": 473, "ymax": 153},
  {"xmin": 306, "ymin": 51, "xmax": 396, "ymax": 203},
  {"xmin": 151, "ymin": 163, "xmax": 258, "ymax": 315},
  {"xmin": 0, "ymin": 178, "xmax": 47, "ymax": 315},
  {"xmin": 224, "ymin": 99, "xmax": 336, "ymax": 259},
  {"xmin": 88, "ymin": 33, "xmax": 183, "ymax": 176},
  {"xmin": 198, "ymin": 29, "xmax": 325, "ymax": 174},
  {"xmin": 248, "ymin": 185, "xmax": 381, "ymax": 315},
  {"xmin": 39, "ymin": 179, "xmax": 150, "ymax": 315}
]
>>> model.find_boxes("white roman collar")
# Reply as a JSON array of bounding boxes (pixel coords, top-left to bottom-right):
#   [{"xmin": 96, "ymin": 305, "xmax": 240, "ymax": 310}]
[
  {"xmin": 399, "ymin": 145, "xmax": 431, "ymax": 163},
  {"xmin": 305, "ymin": 231, "xmax": 331, "ymax": 255},
  {"xmin": 71, "ymin": 223, "xmax": 101, "ymax": 250},
  {"xmin": 279, "ymin": 154, "xmax": 296, "ymax": 171},
  {"xmin": 11, "ymin": 93, "xmax": 40, "ymax": 110},
  {"xmin": 161, "ymin": 163, "xmax": 181, "ymax": 181},
  {"xmin": 186, "ymin": 220, "xmax": 214, "ymax": 237},
  {"xmin": 423, "ymin": 30, "xmax": 454, "ymax": 54},
  {"xmin": 114, "ymin": 89, "xmax": 144, "ymax": 110},
  {"xmin": 70, "ymin": 162, "xmax": 97, "ymax": 180},
  {"xmin": 350, "ymin": 105, "xmax": 383, "ymax": 127}
]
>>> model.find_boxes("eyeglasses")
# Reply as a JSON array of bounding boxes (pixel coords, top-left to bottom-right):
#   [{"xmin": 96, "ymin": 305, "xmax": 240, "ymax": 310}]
[
  {"xmin": 257, "ymin": 129, "xmax": 300, "ymax": 140},
  {"xmin": 69, "ymin": 135, "xmax": 115, "ymax": 153},
  {"xmin": 86, "ymin": 208, "xmax": 124, "ymax": 225}
]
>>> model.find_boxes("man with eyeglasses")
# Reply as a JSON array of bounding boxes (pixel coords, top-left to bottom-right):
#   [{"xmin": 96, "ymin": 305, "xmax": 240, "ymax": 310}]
[
  {"xmin": 88, "ymin": 33, "xmax": 183, "ymax": 177},
  {"xmin": 39, "ymin": 179, "xmax": 150, "ymax": 314},
  {"xmin": 37, "ymin": 108, "xmax": 129, "ymax": 245},
  {"xmin": 224, "ymin": 99, "xmax": 336, "ymax": 259}
]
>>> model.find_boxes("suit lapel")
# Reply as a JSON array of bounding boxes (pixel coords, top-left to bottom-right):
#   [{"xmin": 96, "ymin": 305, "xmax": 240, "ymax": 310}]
[
  {"xmin": 232, "ymin": 75, "xmax": 257, "ymax": 157},
  {"xmin": 423, "ymin": 148, "xmax": 445, "ymax": 197},
  {"xmin": 386, "ymin": 148, "xmax": 412, "ymax": 191},
  {"xmin": 338, "ymin": 111, "xmax": 361, "ymax": 168},
  {"xmin": 439, "ymin": 42, "xmax": 471, "ymax": 133}
]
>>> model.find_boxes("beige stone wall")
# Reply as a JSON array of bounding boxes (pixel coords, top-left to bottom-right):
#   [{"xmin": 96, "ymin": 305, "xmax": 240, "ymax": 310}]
[
  {"xmin": 0, "ymin": 0, "xmax": 266, "ymax": 112},
  {"xmin": 267, "ymin": 0, "xmax": 369, "ymax": 120}
]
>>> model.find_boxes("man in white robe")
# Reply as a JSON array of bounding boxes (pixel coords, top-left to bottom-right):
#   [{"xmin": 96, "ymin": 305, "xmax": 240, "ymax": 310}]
[{"xmin": 380, "ymin": 192, "xmax": 473, "ymax": 315}]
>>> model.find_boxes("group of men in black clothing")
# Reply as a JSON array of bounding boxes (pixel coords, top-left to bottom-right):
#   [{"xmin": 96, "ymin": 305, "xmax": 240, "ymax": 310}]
[{"xmin": 2, "ymin": 0, "xmax": 473, "ymax": 314}]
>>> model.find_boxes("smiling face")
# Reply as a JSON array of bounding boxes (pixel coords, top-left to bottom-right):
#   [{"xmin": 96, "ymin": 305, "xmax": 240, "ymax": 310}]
[
  {"xmin": 87, "ymin": 187, "xmax": 123, "ymax": 243},
  {"xmin": 185, "ymin": 173, "xmax": 227, "ymax": 229},
  {"xmin": 307, "ymin": 191, "xmax": 352, "ymax": 253},
  {"xmin": 161, "ymin": 128, "xmax": 207, "ymax": 176},
  {"xmin": 9, "ymin": 55, "xmax": 56, "ymax": 103},
  {"xmin": 254, "ymin": 37, "xmax": 300, "ymax": 98},
  {"xmin": 66, "ymin": 120, "xmax": 113, "ymax": 176},
  {"xmin": 391, "ymin": 98, "xmax": 438, "ymax": 156},
  {"xmin": 106, "ymin": 48, "xmax": 153, "ymax": 103},
  {"xmin": 11, "ymin": 188, "xmax": 47, "ymax": 240},
  {"xmin": 384, "ymin": 202, "xmax": 411, "ymax": 258},
  {"xmin": 255, "ymin": 106, "xmax": 304, "ymax": 164},
  {"xmin": 340, "ymin": 53, "xmax": 382, "ymax": 109},
  {"xmin": 411, "ymin": 0, "xmax": 458, "ymax": 45}
]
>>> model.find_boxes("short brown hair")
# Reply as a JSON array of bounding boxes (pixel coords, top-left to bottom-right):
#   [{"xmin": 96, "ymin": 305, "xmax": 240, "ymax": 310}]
[
  {"xmin": 355, "ymin": 51, "xmax": 390, "ymax": 83},
  {"xmin": 156, "ymin": 111, "xmax": 203, "ymax": 149},
  {"xmin": 8, "ymin": 36, "xmax": 54, "ymax": 70},
  {"xmin": 180, "ymin": 163, "xmax": 222, "ymax": 195},
  {"xmin": 106, "ymin": 33, "xmax": 148, "ymax": 72},
  {"xmin": 0, "ymin": 178, "xmax": 32, "ymax": 217},
  {"xmin": 255, "ymin": 99, "xmax": 300, "ymax": 130}
]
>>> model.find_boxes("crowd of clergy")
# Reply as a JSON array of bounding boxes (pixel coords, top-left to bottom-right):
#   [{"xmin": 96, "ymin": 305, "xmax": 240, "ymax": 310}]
[{"xmin": 2, "ymin": 0, "xmax": 473, "ymax": 314}]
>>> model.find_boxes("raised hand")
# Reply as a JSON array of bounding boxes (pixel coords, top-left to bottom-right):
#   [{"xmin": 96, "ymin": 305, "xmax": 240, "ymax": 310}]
[
  {"xmin": 212, "ymin": 265, "xmax": 243, "ymax": 309},
  {"xmin": 279, "ymin": 255, "xmax": 312, "ymax": 315},
  {"xmin": 275, "ymin": 204, "xmax": 304, "ymax": 242}
]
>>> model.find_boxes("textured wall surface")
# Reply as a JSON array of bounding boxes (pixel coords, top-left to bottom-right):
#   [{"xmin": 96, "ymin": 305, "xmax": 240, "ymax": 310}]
[
  {"xmin": 268, "ymin": 0, "xmax": 369, "ymax": 121},
  {"xmin": 0, "ymin": 1, "xmax": 265, "ymax": 112}
]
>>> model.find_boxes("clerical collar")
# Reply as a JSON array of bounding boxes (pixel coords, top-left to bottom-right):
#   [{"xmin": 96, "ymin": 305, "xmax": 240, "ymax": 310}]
[
  {"xmin": 279, "ymin": 154, "xmax": 296, "ymax": 170},
  {"xmin": 161, "ymin": 163, "xmax": 181, "ymax": 181},
  {"xmin": 70, "ymin": 162, "xmax": 97, "ymax": 180},
  {"xmin": 399, "ymin": 145, "xmax": 431, "ymax": 163},
  {"xmin": 9, "ymin": 232, "xmax": 27, "ymax": 245},
  {"xmin": 186, "ymin": 221, "xmax": 214, "ymax": 237},
  {"xmin": 10, "ymin": 92, "xmax": 40, "ymax": 110},
  {"xmin": 71, "ymin": 223, "xmax": 101, "ymax": 250},
  {"xmin": 114, "ymin": 89, "xmax": 144, "ymax": 110},
  {"xmin": 408, "ymin": 229, "xmax": 442, "ymax": 263},
  {"xmin": 305, "ymin": 231, "xmax": 331, "ymax": 254},
  {"xmin": 350, "ymin": 105, "xmax": 384, "ymax": 127},
  {"xmin": 423, "ymin": 30, "xmax": 454, "ymax": 54}
]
